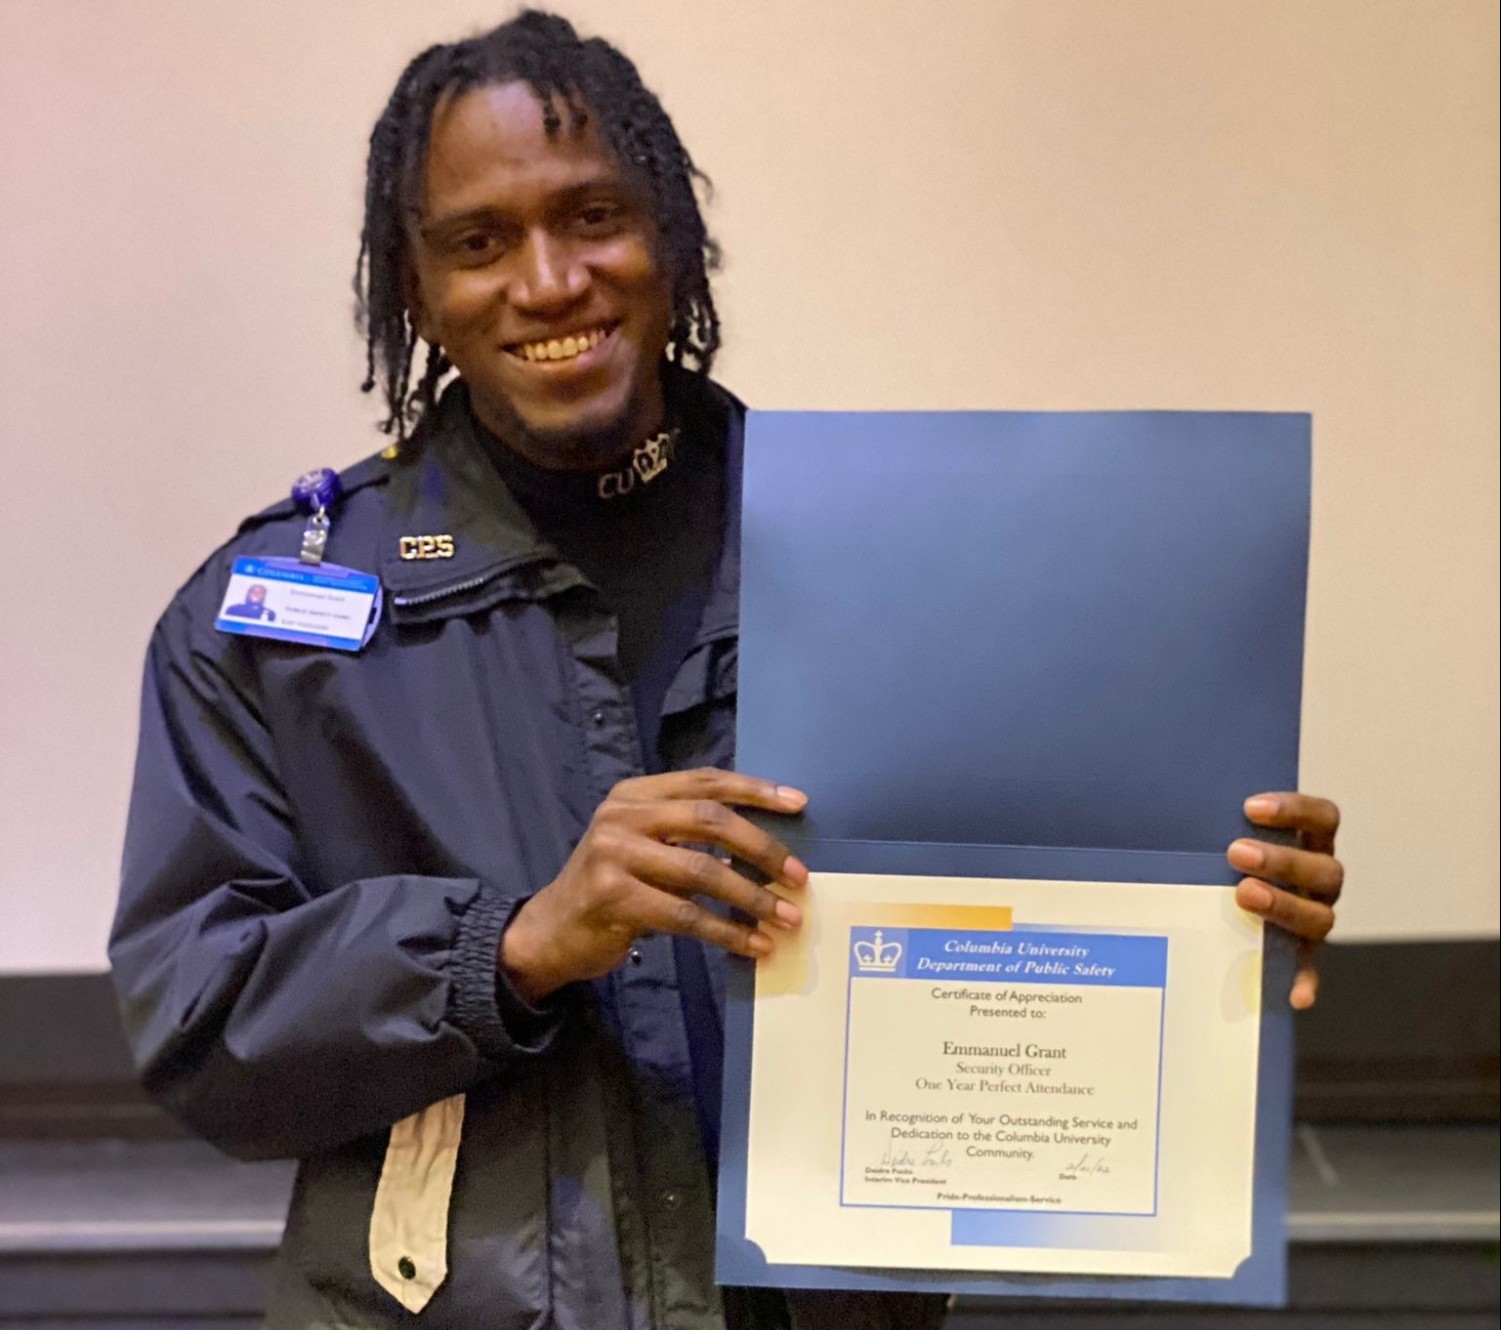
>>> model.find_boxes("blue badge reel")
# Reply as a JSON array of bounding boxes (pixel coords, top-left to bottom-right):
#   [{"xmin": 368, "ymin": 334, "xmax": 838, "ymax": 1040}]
[{"xmin": 214, "ymin": 467, "xmax": 382, "ymax": 652}]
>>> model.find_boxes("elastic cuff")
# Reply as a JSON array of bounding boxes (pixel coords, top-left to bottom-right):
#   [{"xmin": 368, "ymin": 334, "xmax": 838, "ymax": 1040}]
[
  {"xmin": 493, "ymin": 932, "xmax": 564, "ymax": 1051},
  {"xmin": 449, "ymin": 885, "xmax": 564, "ymax": 1061}
]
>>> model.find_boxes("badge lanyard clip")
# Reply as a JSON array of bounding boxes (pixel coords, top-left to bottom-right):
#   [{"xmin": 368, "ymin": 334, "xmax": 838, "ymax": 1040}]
[
  {"xmin": 300, "ymin": 505, "xmax": 330, "ymax": 565},
  {"xmin": 291, "ymin": 468, "xmax": 341, "ymax": 566}
]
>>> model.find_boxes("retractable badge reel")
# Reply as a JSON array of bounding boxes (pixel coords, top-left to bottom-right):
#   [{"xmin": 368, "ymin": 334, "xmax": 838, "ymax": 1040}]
[
  {"xmin": 293, "ymin": 467, "xmax": 340, "ymax": 565},
  {"xmin": 212, "ymin": 467, "xmax": 383, "ymax": 652}
]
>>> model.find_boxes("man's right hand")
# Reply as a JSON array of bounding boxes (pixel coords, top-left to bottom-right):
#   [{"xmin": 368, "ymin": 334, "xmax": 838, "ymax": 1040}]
[{"xmin": 499, "ymin": 769, "xmax": 809, "ymax": 1003}]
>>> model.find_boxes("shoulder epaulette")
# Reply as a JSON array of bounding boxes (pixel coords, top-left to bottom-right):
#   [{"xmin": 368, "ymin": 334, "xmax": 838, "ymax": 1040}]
[{"xmin": 235, "ymin": 448, "xmax": 397, "ymax": 537}]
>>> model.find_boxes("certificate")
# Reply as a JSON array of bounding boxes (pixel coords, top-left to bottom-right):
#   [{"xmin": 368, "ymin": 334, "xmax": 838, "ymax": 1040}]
[
  {"xmin": 717, "ymin": 409, "xmax": 1310, "ymax": 1305},
  {"xmin": 744, "ymin": 873, "xmax": 1261, "ymax": 1279}
]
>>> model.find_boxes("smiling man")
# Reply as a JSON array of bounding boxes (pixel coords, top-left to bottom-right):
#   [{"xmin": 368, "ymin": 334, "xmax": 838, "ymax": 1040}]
[
  {"xmin": 406, "ymin": 78, "xmax": 676, "ymax": 464},
  {"xmin": 110, "ymin": 11, "xmax": 1344, "ymax": 1330}
]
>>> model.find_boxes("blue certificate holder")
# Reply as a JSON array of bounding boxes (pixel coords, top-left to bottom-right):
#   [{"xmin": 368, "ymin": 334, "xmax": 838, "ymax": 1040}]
[{"xmin": 716, "ymin": 411, "xmax": 1311, "ymax": 1306}]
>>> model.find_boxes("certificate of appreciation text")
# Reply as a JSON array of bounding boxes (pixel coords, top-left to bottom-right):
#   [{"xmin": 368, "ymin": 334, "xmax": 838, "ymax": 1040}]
[{"xmin": 842, "ymin": 928, "xmax": 1166, "ymax": 1217}]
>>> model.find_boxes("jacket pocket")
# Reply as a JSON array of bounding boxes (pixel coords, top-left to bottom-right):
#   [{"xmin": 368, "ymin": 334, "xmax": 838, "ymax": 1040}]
[
  {"xmin": 279, "ymin": 1079, "xmax": 551, "ymax": 1328},
  {"xmin": 437, "ymin": 1066, "xmax": 554, "ymax": 1325},
  {"xmin": 280, "ymin": 1133, "xmax": 384, "ymax": 1300}
]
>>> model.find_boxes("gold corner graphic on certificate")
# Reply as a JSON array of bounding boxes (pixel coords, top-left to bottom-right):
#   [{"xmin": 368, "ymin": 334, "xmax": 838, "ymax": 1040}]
[{"xmin": 860, "ymin": 905, "xmax": 1014, "ymax": 931}]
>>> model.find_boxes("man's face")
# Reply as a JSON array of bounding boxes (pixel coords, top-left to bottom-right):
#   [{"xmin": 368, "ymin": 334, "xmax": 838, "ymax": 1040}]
[{"xmin": 407, "ymin": 81, "xmax": 674, "ymax": 468}]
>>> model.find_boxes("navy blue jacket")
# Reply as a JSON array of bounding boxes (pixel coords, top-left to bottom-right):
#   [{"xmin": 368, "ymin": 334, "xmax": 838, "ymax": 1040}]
[{"xmin": 111, "ymin": 380, "xmax": 747, "ymax": 1329}]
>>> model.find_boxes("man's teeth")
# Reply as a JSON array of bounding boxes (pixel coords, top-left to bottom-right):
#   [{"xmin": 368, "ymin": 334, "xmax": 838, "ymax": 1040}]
[{"xmin": 517, "ymin": 327, "xmax": 609, "ymax": 362}]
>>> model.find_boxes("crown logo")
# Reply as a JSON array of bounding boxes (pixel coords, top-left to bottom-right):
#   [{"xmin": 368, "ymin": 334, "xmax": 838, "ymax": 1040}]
[
  {"xmin": 853, "ymin": 930, "xmax": 903, "ymax": 973},
  {"xmin": 632, "ymin": 431, "xmax": 674, "ymax": 484}
]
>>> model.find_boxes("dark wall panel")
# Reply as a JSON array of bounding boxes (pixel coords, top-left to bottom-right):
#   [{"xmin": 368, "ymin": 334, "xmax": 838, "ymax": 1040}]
[{"xmin": 1, "ymin": 940, "xmax": 1496, "ymax": 1137}]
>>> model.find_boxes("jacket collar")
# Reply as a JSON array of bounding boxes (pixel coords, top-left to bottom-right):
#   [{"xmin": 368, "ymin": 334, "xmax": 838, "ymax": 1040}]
[
  {"xmin": 379, "ymin": 374, "xmax": 744, "ymax": 645},
  {"xmin": 379, "ymin": 386, "xmax": 562, "ymax": 612}
]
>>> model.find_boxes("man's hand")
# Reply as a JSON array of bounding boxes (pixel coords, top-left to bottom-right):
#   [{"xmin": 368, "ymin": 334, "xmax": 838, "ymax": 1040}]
[
  {"xmin": 1228, "ymin": 793, "xmax": 1343, "ymax": 1010},
  {"xmin": 500, "ymin": 769, "xmax": 808, "ymax": 1003}
]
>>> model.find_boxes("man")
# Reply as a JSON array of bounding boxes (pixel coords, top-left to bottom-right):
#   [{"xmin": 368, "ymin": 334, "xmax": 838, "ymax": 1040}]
[
  {"xmin": 223, "ymin": 583, "xmax": 277, "ymax": 621},
  {"xmin": 110, "ymin": 12, "xmax": 1344, "ymax": 1330}
]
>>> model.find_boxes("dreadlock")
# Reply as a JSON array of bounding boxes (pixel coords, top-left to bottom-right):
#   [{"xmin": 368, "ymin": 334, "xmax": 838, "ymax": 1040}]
[{"xmin": 354, "ymin": 9, "xmax": 722, "ymax": 443}]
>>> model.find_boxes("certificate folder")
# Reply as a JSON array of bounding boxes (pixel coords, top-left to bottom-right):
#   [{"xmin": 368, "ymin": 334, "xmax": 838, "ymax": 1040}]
[{"xmin": 716, "ymin": 410, "xmax": 1310, "ymax": 1306}]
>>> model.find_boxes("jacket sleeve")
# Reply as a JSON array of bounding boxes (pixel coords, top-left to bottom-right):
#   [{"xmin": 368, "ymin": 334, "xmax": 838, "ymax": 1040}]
[{"xmin": 109, "ymin": 593, "xmax": 565, "ymax": 1161}]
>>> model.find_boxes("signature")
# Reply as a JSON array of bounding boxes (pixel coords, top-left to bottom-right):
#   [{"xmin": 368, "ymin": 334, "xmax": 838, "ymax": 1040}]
[
  {"xmin": 1061, "ymin": 1152, "xmax": 1112, "ymax": 1178},
  {"xmin": 877, "ymin": 1142, "xmax": 953, "ymax": 1170}
]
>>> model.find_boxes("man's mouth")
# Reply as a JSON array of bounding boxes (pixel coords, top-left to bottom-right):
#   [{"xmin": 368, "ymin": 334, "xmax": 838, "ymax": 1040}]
[{"xmin": 505, "ymin": 323, "xmax": 617, "ymax": 364}]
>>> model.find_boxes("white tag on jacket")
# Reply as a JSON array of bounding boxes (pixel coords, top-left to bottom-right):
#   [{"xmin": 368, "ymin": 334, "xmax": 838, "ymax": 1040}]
[{"xmin": 368, "ymin": 1093, "xmax": 466, "ymax": 1313}]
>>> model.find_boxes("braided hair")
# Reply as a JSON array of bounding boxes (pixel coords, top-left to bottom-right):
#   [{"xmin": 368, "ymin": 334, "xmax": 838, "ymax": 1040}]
[{"xmin": 354, "ymin": 9, "xmax": 721, "ymax": 442}]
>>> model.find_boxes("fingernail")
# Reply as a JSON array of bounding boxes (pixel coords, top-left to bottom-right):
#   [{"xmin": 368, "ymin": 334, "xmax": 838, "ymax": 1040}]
[
  {"xmin": 776, "ymin": 786, "xmax": 808, "ymax": 808},
  {"xmin": 1228, "ymin": 839, "xmax": 1264, "ymax": 871},
  {"xmin": 774, "ymin": 898, "xmax": 802, "ymax": 928},
  {"xmin": 1244, "ymin": 796, "xmax": 1278, "ymax": 819},
  {"xmin": 748, "ymin": 932, "xmax": 773, "ymax": 957},
  {"xmin": 783, "ymin": 855, "xmax": 810, "ymax": 887},
  {"xmin": 1239, "ymin": 880, "xmax": 1273, "ymax": 911}
]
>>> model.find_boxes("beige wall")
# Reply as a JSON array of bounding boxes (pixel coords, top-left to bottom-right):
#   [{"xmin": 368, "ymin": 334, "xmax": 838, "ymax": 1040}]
[{"xmin": 0, "ymin": 0, "xmax": 1495, "ymax": 971}]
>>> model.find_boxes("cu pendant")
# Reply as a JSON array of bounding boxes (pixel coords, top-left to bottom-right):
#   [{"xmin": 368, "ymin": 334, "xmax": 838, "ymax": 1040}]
[{"xmin": 598, "ymin": 430, "xmax": 676, "ymax": 500}]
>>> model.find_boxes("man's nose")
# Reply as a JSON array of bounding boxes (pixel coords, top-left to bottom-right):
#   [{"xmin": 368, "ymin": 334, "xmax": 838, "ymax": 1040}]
[{"xmin": 509, "ymin": 231, "xmax": 587, "ymax": 311}]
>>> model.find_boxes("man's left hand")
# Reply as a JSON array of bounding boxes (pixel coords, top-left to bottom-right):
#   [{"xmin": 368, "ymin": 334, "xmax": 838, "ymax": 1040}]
[{"xmin": 1228, "ymin": 793, "xmax": 1343, "ymax": 1010}]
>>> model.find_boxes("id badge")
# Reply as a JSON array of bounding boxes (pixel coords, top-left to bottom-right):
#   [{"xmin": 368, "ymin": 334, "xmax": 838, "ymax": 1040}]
[{"xmin": 215, "ymin": 556, "xmax": 381, "ymax": 651}]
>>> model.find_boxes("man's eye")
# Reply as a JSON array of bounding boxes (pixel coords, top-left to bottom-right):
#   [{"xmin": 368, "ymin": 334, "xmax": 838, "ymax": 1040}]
[
  {"xmin": 577, "ymin": 204, "xmax": 624, "ymax": 229},
  {"xmin": 449, "ymin": 229, "xmax": 512, "ymax": 263}
]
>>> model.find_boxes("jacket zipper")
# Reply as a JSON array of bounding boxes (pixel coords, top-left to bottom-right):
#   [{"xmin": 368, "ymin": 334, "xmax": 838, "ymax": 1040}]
[{"xmin": 391, "ymin": 571, "xmax": 502, "ymax": 609}]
